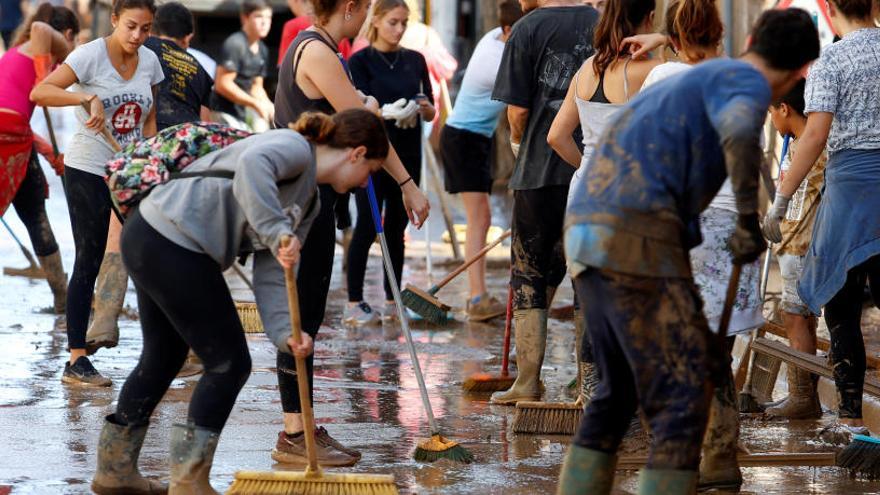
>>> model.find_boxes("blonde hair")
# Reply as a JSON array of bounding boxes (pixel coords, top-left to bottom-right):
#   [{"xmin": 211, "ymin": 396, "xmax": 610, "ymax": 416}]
[{"xmin": 366, "ymin": 0, "xmax": 409, "ymax": 43}]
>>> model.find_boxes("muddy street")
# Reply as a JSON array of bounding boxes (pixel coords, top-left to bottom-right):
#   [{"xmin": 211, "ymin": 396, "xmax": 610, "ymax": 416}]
[{"xmin": 2, "ymin": 110, "xmax": 880, "ymax": 494}]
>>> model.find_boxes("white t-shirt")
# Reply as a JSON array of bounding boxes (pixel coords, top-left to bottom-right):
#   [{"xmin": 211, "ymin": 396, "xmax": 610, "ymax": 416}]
[
  {"xmin": 65, "ymin": 38, "xmax": 164, "ymax": 176},
  {"xmin": 445, "ymin": 27, "xmax": 507, "ymax": 137},
  {"xmin": 643, "ymin": 61, "xmax": 737, "ymax": 213}
]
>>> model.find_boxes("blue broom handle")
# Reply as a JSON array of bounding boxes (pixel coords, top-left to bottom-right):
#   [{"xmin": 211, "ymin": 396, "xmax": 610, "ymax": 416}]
[
  {"xmin": 366, "ymin": 177, "xmax": 384, "ymax": 234},
  {"xmin": 365, "ymin": 179, "xmax": 439, "ymax": 435}
]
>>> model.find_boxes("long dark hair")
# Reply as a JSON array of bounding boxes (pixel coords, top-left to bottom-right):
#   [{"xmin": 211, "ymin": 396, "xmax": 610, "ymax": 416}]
[
  {"xmin": 592, "ymin": 0, "xmax": 654, "ymax": 75},
  {"xmin": 12, "ymin": 2, "xmax": 80, "ymax": 47}
]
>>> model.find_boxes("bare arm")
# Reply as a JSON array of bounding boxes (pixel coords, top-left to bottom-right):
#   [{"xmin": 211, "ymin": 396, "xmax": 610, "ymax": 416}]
[
  {"xmin": 28, "ymin": 21, "xmax": 71, "ymax": 61},
  {"xmin": 548, "ymin": 76, "xmax": 583, "ymax": 168},
  {"xmin": 779, "ymin": 112, "xmax": 832, "ymax": 197},
  {"xmin": 31, "ymin": 64, "xmax": 104, "ymax": 130},
  {"xmin": 507, "ymin": 105, "xmax": 529, "ymax": 145},
  {"xmin": 200, "ymin": 105, "xmax": 212, "ymax": 121},
  {"xmin": 214, "ymin": 66, "xmax": 259, "ymax": 109},
  {"xmin": 143, "ymin": 86, "xmax": 158, "ymax": 138},
  {"xmin": 300, "ymin": 41, "xmax": 430, "ymax": 225},
  {"xmin": 251, "ymin": 76, "xmax": 271, "ymax": 102}
]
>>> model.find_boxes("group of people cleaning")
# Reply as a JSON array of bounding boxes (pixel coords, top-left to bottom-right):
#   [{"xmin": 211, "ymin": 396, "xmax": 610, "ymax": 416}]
[{"xmin": 1, "ymin": 0, "xmax": 879, "ymax": 493}]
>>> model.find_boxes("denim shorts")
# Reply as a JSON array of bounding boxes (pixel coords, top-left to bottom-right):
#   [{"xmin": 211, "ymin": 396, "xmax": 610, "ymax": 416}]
[{"xmin": 778, "ymin": 253, "xmax": 813, "ymax": 316}]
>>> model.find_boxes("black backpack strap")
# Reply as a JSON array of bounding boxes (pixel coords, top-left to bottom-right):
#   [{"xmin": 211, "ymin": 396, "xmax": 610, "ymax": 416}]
[{"xmin": 169, "ymin": 170, "xmax": 235, "ymax": 180}]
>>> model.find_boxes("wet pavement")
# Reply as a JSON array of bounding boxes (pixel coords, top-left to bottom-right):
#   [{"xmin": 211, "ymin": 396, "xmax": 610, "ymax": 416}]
[{"xmin": 4, "ymin": 109, "xmax": 880, "ymax": 494}]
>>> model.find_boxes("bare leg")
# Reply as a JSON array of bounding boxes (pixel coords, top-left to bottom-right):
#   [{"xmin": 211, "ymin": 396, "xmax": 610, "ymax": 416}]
[{"xmin": 461, "ymin": 192, "xmax": 491, "ymax": 299}]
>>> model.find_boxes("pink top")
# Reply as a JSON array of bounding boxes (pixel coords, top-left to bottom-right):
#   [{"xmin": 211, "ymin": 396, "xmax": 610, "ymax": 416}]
[{"xmin": 0, "ymin": 47, "xmax": 38, "ymax": 118}]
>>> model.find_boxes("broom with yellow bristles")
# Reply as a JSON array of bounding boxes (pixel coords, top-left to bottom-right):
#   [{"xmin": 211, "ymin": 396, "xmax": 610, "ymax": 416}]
[
  {"xmin": 229, "ymin": 237, "xmax": 399, "ymax": 494},
  {"xmin": 462, "ymin": 285, "xmax": 516, "ymax": 393}
]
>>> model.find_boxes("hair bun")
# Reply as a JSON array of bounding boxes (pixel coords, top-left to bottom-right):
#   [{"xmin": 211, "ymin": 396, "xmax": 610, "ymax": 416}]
[{"xmin": 291, "ymin": 112, "xmax": 336, "ymax": 144}]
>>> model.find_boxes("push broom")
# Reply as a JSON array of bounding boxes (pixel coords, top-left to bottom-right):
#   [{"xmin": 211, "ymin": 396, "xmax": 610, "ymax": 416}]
[
  {"xmin": 229, "ymin": 237, "xmax": 398, "ymax": 494},
  {"xmin": 366, "ymin": 178, "xmax": 473, "ymax": 463},
  {"xmin": 462, "ymin": 284, "xmax": 516, "ymax": 393},
  {"xmin": 401, "ymin": 229, "xmax": 511, "ymax": 325}
]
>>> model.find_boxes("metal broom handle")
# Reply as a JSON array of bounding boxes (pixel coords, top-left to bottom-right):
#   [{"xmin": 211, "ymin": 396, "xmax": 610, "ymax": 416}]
[{"xmin": 366, "ymin": 178, "xmax": 439, "ymax": 434}]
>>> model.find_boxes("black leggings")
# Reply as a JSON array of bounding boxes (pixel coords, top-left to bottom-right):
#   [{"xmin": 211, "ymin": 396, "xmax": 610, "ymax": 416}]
[
  {"xmin": 63, "ymin": 167, "xmax": 114, "ymax": 350},
  {"xmin": 824, "ymin": 254, "xmax": 880, "ymax": 419},
  {"xmin": 277, "ymin": 185, "xmax": 337, "ymax": 414},
  {"xmin": 116, "ymin": 211, "xmax": 251, "ymax": 431},
  {"xmin": 11, "ymin": 150, "xmax": 58, "ymax": 256},
  {"xmin": 347, "ymin": 164, "xmax": 420, "ymax": 302}
]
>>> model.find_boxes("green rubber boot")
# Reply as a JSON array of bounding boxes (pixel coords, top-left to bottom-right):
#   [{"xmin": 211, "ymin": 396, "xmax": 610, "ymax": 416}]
[
  {"xmin": 638, "ymin": 469, "xmax": 698, "ymax": 495},
  {"xmin": 556, "ymin": 445, "xmax": 617, "ymax": 495}
]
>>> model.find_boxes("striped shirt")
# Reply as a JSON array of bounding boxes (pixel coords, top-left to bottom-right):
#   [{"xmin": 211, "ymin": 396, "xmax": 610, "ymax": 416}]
[{"xmin": 805, "ymin": 28, "xmax": 880, "ymax": 153}]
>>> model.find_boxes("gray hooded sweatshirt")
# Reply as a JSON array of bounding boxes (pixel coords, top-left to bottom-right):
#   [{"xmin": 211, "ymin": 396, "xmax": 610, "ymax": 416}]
[{"xmin": 139, "ymin": 129, "xmax": 320, "ymax": 353}]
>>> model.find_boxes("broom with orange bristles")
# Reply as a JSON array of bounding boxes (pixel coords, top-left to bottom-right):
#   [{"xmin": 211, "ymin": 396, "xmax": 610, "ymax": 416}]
[
  {"xmin": 462, "ymin": 285, "xmax": 516, "ymax": 393},
  {"xmin": 228, "ymin": 237, "xmax": 399, "ymax": 494}
]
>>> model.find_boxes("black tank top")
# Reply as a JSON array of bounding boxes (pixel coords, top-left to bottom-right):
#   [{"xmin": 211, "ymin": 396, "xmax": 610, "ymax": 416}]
[
  {"xmin": 589, "ymin": 70, "xmax": 611, "ymax": 104},
  {"xmin": 274, "ymin": 30, "xmax": 344, "ymax": 127}
]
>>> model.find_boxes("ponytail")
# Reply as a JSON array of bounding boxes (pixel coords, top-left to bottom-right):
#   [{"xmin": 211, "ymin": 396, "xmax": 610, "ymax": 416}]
[
  {"xmin": 12, "ymin": 3, "xmax": 80, "ymax": 47},
  {"xmin": 292, "ymin": 110, "xmax": 390, "ymax": 160},
  {"xmin": 668, "ymin": 0, "xmax": 723, "ymax": 61}
]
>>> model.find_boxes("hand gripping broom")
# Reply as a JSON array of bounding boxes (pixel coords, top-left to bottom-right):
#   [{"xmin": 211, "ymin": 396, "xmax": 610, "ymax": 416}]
[
  {"xmin": 401, "ymin": 229, "xmax": 511, "ymax": 325},
  {"xmin": 228, "ymin": 237, "xmax": 399, "ymax": 494},
  {"xmin": 366, "ymin": 178, "xmax": 473, "ymax": 463}
]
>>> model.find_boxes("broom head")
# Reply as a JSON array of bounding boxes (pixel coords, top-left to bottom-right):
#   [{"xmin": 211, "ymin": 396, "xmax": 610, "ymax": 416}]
[
  {"xmin": 228, "ymin": 469, "xmax": 399, "ymax": 495},
  {"xmin": 400, "ymin": 285, "xmax": 451, "ymax": 325},
  {"xmin": 512, "ymin": 401, "xmax": 584, "ymax": 435},
  {"xmin": 462, "ymin": 373, "xmax": 516, "ymax": 393},
  {"xmin": 414, "ymin": 434, "xmax": 474, "ymax": 464},
  {"xmin": 236, "ymin": 301, "xmax": 264, "ymax": 333},
  {"xmin": 837, "ymin": 435, "xmax": 880, "ymax": 479}
]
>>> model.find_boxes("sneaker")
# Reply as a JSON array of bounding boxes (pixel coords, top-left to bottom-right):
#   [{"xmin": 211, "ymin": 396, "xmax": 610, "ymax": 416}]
[
  {"xmin": 381, "ymin": 301, "xmax": 398, "ymax": 322},
  {"xmin": 271, "ymin": 431, "xmax": 358, "ymax": 466},
  {"xmin": 467, "ymin": 293, "xmax": 506, "ymax": 322},
  {"xmin": 62, "ymin": 356, "xmax": 112, "ymax": 387},
  {"xmin": 343, "ymin": 301, "xmax": 379, "ymax": 326},
  {"xmin": 315, "ymin": 426, "xmax": 362, "ymax": 459}
]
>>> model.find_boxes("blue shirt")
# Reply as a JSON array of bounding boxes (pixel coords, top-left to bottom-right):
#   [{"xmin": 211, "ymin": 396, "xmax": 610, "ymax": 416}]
[
  {"xmin": 565, "ymin": 59, "xmax": 770, "ymax": 278},
  {"xmin": 446, "ymin": 28, "xmax": 507, "ymax": 137}
]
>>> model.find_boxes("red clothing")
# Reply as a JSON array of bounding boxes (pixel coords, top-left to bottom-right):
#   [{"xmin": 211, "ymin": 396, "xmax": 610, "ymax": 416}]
[
  {"xmin": 277, "ymin": 17, "xmax": 352, "ymax": 66},
  {"xmin": 0, "ymin": 46, "xmax": 38, "ymax": 118},
  {"xmin": 0, "ymin": 111, "xmax": 34, "ymax": 216}
]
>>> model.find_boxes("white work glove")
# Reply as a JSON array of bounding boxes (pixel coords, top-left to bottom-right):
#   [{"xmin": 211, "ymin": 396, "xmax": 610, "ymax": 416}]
[
  {"xmin": 510, "ymin": 140, "xmax": 521, "ymax": 158},
  {"xmin": 395, "ymin": 100, "xmax": 420, "ymax": 129},
  {"xmin": 761, "ymin": 193, "xmax": 791, "ymax": 243},
  {"xmin": 381, "ymin": 98, "xmax": 409, "ymax": 120}
]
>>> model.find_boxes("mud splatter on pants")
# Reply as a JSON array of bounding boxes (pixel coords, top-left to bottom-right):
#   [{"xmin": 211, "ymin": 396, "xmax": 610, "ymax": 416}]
[
  {"xmin": 511, "ymin": 186, "xmax": 568, "ymax": 310},
  {"xmin": 11, "ymin": 151, "xmax": 58, "ymax": 256},
  {"xmin": 573, "ymin": 267, "xmax": 714, "ymax": 470},
  {"xmin": 824, "ymin": 254, "xmax": 880, "ymax": 419}
]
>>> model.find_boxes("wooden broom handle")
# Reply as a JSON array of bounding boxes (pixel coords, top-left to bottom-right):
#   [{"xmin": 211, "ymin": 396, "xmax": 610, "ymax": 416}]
[
  {"xmin": 431, "ymin": 229, "xmax": 511, "ymax": 293},
  {"xmin": 79, "ymin": 101, "xmax": 122, "ymax": 153},
  {"xmin": 281, "ymin": 236, "xmax": 321, "ymax": 475}
]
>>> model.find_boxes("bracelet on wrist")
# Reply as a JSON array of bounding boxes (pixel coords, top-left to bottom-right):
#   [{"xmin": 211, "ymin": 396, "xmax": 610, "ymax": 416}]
[{"xmin": 398, "ymin": 176, "xmax": 413, "ymax": 188}]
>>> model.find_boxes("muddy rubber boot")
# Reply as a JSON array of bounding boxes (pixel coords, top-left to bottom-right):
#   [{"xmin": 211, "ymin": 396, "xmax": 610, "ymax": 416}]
[
  {"xmin": 169, "ymin": 423, "xmax": 220, "ymax": 495},
  {"xmin": 91, "ymin": 415, "xmax": 168, "ymax": 495},
  {"xmin": 490, "ymin": 309, "xmax": 547, "ymax": 405},
  {"xmin": 698, "ymin": 376, "xmax": 743, "ymax": 492},
  {"xmin": 38, "ymin": 252, "xmax": 67, "ymax": 315},
  {"xmin": 556, "ymin": 445, "xmax": 617, "ymax": 495},
  {"xmin": 765, "ymin": 366, "xmax": 821, "ymax": 419},
  {"xmin": 86, "ymin": 253, "xmax": 127, "ymax": 355},
  {"xmin": 638, "ymin": 469, "xmax": 698, "ymax": 495}
]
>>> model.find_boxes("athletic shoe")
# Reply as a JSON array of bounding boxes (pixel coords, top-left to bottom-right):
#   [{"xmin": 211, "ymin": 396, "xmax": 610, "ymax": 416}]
[
  {"xmin": 466, "ymin": 293, "xmax": 506, "ymax": 322},
  {"xmin": 62, "ymin": 356, "xmax": 112, "ymax": 387},
  {"xmin": 343, "ymin": 301, "xmax": 379, "ymax": 326},
  {"xmin": 315, "ymin": 426, "xmax": 362, "ymax": 459},
  {"xmin": 271, "ymin": 431, "xmax": 358, "ymax": 466}
]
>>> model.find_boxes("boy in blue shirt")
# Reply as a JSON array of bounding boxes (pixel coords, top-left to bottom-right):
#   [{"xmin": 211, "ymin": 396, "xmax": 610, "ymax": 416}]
[{"xmin": 557, "ymin": 9, "xmax": 819, "ymax": 494}]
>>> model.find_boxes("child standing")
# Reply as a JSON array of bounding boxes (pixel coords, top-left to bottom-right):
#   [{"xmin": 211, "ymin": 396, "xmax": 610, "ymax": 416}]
[
  {"xmin": 345, "ymin": 0, "xmax": 435, "ymax": 324},
  {"xmin": 212, "ymin": 0, "xmax": 274, "ymax": 132}
]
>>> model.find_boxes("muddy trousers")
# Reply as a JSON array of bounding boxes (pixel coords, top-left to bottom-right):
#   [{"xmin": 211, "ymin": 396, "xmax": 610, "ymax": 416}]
[
  {"xmin": 63, "ymin": 167, "xmax": 116, "ymax": 349},
  {"xmin": 573, "ymin": 268, "xmax": 713, "ymax": 470},
  {"xmin": 511, "ymin": 186, "xmax": 568, "ymax": 310},
  {"xmin": 824, "ymin": 254, "xmax": 880, "ymax": 419},
  {"xmin": 10, "ymin": 152, "xmax": 58, "ymax": 256},
  {"xmin": 347, "ymin": 162, "xmax": 420, "ymax": 302},
  {"xmin": 115, "ymin": 211, "xmax": 251, "ymax": 431},
  {"xmin": 278, "ymin": 185, "xmax": 338, "ymax": 414}
]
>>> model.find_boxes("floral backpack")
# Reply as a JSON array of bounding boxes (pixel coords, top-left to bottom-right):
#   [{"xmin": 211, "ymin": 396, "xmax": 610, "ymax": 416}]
[{"xmin": 105, "ymin": 122, "xmax": 252, "ymax": 216}]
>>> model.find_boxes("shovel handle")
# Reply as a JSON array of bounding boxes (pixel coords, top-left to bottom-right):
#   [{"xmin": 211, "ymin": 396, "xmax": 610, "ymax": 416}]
[
  {"xmin": 79, "ymin": 101, "xmax": 122, "ymax": 153},
  {"xmin": 42, "ymin": 107, "xmax": 59, "ymax": 156},
  {"xmin": 281, "ymin": 236, "xmax": 321, "ymax": 475},
  {"xmin": 717, "ymin": 263, "xmax": 743, "ymax": 340},
  {"xmin": 428, "ymin": 229, "xmax": 511, "ymax": 295}
]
